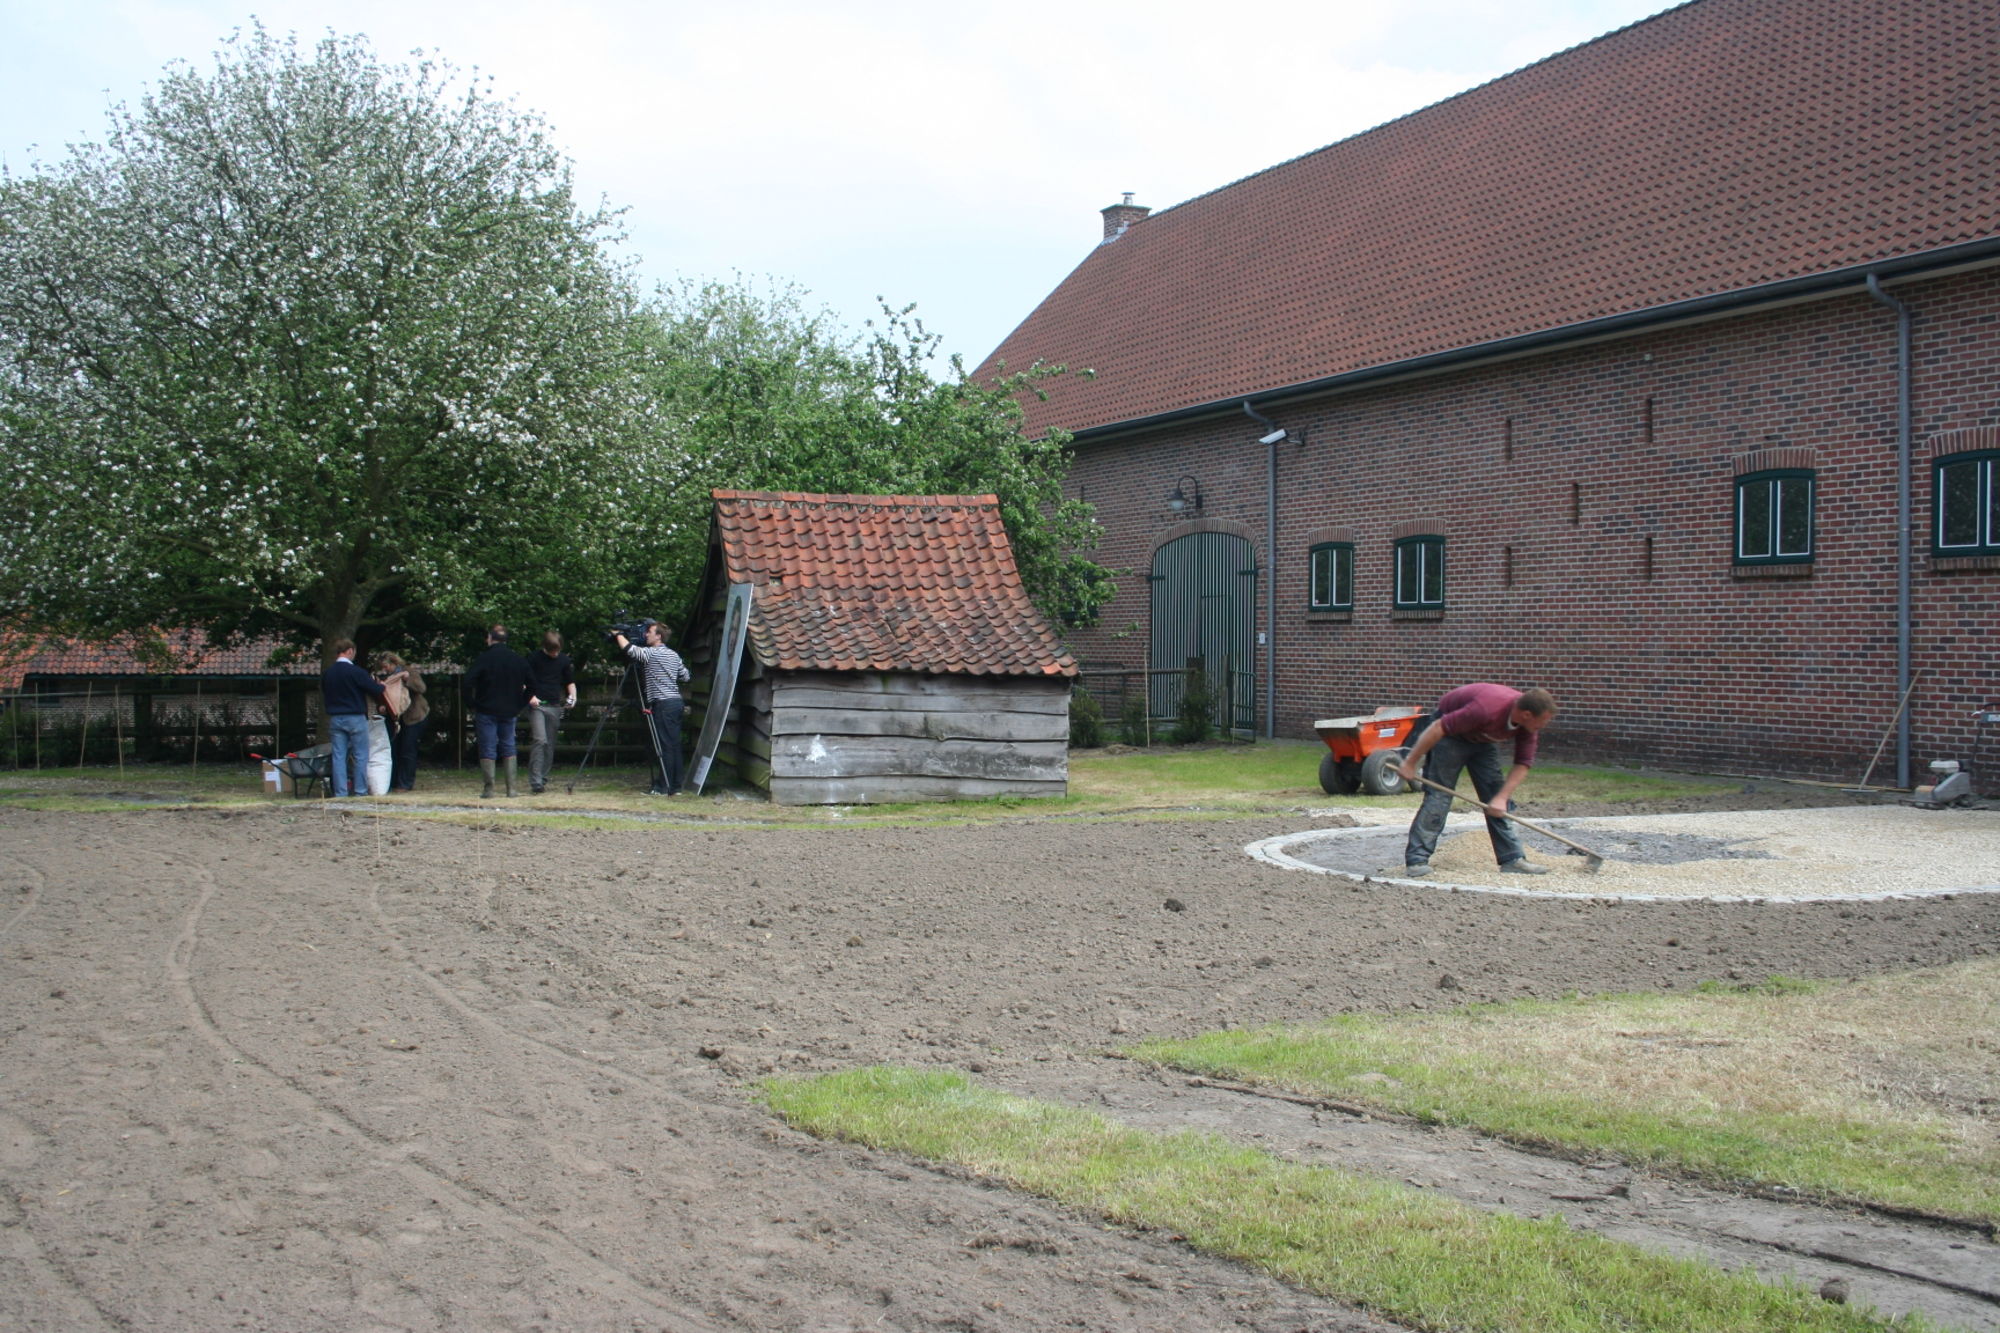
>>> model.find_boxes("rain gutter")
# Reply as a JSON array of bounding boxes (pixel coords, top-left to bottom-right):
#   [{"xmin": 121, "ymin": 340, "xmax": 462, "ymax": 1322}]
[
  {"xmin": 1240, "ymin": 401, "xmax": 1280, "ymax": 739},
  {"xmin": 1865, "ymin": 272, "xmax": 1915, "ymax": 790}
]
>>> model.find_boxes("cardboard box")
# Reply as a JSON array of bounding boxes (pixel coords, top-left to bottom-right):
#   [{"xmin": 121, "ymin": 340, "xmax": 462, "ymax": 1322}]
[{"xmin": 261, "ymin": 760, "xmax": 293, "ymax": 796}]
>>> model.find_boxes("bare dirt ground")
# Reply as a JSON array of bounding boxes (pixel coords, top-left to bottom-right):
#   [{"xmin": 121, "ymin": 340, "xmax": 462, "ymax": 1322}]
[{"xmin": 2, "ymin": 789, "xmax": 1997, "ymax": 1331}]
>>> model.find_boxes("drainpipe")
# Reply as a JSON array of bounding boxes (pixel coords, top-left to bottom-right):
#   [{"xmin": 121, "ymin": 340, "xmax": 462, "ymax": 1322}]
[
  {"xmin": 1242, "ymin": 401, "xmax": 1280, "ymax": 739},
  {"xmin": 1866, "ymin": 273, "xmax": 1913, "ymax": 790}
]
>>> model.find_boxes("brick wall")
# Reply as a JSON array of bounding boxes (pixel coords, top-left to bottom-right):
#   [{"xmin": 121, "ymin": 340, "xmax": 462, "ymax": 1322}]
[{"xmin": 1060, "ymin": 266, "xmax": 2000, "ymax": 791}]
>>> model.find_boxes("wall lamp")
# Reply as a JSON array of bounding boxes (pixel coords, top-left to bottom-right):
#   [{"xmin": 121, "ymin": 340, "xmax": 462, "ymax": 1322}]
[{"xmin": 1166, "ymin": 475, "xmax": 1203, "ymax": 515}]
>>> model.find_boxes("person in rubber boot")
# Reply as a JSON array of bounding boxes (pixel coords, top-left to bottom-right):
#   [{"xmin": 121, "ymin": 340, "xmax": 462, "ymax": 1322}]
[{"xmin": 463, "ymin": 624, "xmax": 532, "ymax": 798}]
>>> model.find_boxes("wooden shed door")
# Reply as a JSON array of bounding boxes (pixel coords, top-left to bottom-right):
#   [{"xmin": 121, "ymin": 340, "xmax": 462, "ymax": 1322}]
[{"xmin": 1148, "ymin": 531, "xmax": 1257, "ymax": 736}]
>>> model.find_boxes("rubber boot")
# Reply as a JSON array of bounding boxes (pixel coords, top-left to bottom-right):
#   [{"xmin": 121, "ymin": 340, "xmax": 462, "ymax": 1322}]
[
  {"xmin": 480, "ymin": 758, "xmax": 496, "ymax": 799},
  {"xmin": 504, "ymin": 755, "xmax": 518, "ymax": 798}
]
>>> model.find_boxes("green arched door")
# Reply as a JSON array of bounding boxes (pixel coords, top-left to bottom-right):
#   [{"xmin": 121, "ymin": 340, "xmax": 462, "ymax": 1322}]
[{"xmin": 1149, "ymin": 531, "xmax": 1257, "ymax": 736}]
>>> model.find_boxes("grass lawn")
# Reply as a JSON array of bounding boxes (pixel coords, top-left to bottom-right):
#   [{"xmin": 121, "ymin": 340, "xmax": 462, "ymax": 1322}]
[
  {"xmin": 1131, "ymin": 965, "xmax": 2000, "ymax": 1226},
  {"xmin": 0, "ymin": 739, "xmax": 1753, "ymax": 825},
  {"xmin": 765, "ymin": 1067, "xmax": 1947, "ymax": 1333}
]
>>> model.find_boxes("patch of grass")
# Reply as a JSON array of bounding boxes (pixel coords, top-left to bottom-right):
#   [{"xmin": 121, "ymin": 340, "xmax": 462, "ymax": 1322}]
[
  {"xmin": 0, "ymin": 745, "xmax": 1777, "ymax": 827},
  {"xmin": 1132, "ymin": 961, "xmax": 2000, "ymax": 1224},
  {"xmin": 1069, "ymin": 742, "xmax": 1742, "ymax": 814},
  {"xmin": 764, "ymin": 1067, "xmax": 1939, "ymax": 1333}
]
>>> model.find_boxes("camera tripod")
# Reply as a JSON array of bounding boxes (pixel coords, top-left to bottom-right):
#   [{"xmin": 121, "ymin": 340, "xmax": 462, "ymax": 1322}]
[{"xmin": 566, "ymin": 660, "xmax": 669, "ymax": 795}]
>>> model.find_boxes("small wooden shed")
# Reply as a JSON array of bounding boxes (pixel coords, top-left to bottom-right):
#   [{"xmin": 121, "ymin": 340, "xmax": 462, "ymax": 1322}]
[{"xmin": 682, "ymin": 490, "xmax": 1077, "ymax": 804}]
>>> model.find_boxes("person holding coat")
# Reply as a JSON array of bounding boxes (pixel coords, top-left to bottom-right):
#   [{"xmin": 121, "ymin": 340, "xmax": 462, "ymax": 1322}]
[{"xmin": 378, "ymin": 651, "xmax": 427, "ymax": 793}]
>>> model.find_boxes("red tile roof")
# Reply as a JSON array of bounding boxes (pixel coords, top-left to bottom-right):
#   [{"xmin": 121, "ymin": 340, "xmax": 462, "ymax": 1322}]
[
  {"xmin": 710, "ymin": 491, "xmax": 1078, "ymax": 678},
  {"xmin": 0, "ymin": 630, "xmax": 312, "ymax": 691},
  {"xmin": 979, "ymin": 0, "xmax": 2000, "ymax": 438}
]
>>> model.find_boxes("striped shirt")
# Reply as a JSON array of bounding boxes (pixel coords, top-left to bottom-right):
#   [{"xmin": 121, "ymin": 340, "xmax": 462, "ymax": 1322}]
[{"xmin": 625, "ymin": 643, "xmax": 689, "ymax": 702}]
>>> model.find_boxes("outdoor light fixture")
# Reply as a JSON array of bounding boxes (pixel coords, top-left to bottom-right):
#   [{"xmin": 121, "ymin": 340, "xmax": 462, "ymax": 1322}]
[{"xmin": 1166, "ymin": 475, "xmax": 1203, "ymax": 514}]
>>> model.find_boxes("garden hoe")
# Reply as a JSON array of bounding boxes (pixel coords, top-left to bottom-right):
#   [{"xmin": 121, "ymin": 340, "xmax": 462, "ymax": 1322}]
[{"xmin": 1404, "ymin": 771, "xmax": 1606, "ymax": 872}]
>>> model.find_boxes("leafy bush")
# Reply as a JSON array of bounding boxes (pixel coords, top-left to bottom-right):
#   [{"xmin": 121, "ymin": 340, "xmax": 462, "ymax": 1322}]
[
  {"xmin": 1171, "ymin": 665, "xmax": 1215, "ymax": 745},
  {"xmin": 1118, "ymin": 692, "xmax": 1151, "ymax": 746},
  {"xmin": 1068, "ymin": 687, "xmax": 1105, "ymax": 749}
]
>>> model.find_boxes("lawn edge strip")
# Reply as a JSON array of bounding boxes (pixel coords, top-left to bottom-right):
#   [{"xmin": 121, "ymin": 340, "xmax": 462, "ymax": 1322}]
[
  {"xmin": 762, "ymin": 1066, "xmax": 1936, "ymax": 1333},
  {"xmin": 1127, "ymin": 992, "xmax": 2000, "ymax": 1229}
]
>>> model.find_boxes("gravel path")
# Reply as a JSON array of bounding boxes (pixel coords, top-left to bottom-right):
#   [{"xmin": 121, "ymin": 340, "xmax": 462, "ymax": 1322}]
[{"xmin": 1262, "ymin": 805, "xmax": 2000, "ymax": 901}]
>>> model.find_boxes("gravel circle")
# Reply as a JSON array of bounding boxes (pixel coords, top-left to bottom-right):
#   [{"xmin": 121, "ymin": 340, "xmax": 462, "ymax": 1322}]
[{"xmin": 1253, "ymin": 805, "xmax": 2000, "ymax": 901}]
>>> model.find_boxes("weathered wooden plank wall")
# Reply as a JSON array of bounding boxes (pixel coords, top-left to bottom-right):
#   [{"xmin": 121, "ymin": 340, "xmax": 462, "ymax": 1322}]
[{"xmin": 766, "ymin": 670, "xmax": 1070, "ymax": 805}]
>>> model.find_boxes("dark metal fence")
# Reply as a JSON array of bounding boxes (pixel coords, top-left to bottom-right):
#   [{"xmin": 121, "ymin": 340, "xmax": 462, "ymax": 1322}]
[
  {"xmin": 1073, "ymin": 665, "xmax": 1253, "ymax": 744},
  {"xmin": 0, "ymin": 669, "xmax": 670, "ymax": 773}
]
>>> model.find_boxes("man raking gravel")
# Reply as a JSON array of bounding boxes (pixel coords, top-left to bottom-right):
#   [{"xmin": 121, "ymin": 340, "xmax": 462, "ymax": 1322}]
[{"xmin": 1396, "ymin": 683, "xmax": 1558, "ymax": 878}]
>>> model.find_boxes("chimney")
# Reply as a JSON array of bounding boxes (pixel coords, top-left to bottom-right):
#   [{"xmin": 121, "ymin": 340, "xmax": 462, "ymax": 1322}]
[{"xmin": 1099, "ymin": 192, "xmax": 1150, "ymax": 243}]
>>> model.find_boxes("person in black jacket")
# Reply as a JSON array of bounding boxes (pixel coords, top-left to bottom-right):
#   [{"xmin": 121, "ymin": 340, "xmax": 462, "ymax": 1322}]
[
  {"xmin": 463, "ymin": 624, "xmax": 531, "ymax": 798},
  {"xmin": 524, "ymin": 630, "xmax": 576, "ymax": 796}
]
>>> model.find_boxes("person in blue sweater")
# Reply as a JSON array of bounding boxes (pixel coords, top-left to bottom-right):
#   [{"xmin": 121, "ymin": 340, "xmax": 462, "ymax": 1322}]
[{"xmin": 321, "ymin": 640, "xmax": 386, "ymax": 799}]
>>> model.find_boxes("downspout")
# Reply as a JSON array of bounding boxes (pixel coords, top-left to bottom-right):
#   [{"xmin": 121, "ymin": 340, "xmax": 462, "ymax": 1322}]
[
  {"xmin": 1866, "ymin": 273, "xmax": 1914, "ymax": 789},
  {"xmin": 1242, "ymin": 401, "xmax": 1279, "ymax": 739}
]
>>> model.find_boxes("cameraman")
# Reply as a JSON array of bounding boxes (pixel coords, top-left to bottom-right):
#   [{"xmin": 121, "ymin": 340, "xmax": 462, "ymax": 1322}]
[{"xmin": 612, "ymin": 619, "xmax": 690, "ymax": 796}]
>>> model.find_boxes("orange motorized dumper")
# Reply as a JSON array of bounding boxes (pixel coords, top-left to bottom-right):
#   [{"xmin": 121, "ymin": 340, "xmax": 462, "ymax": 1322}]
[{"xmin": 1313, "ymin": 706, "xmax": 1424, "ymax": 796}]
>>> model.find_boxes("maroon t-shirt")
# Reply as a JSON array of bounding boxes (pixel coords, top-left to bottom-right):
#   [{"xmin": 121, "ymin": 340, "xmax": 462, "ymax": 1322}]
[{"xmin": 1436, "ymin": 682, "xmax": 1538, "ymax": 766}]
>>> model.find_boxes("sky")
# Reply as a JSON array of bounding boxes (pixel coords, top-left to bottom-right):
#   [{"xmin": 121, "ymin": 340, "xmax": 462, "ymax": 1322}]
[{"xmin": 1, "ymin": 0, "xmax": 1678, "ymax": 370}]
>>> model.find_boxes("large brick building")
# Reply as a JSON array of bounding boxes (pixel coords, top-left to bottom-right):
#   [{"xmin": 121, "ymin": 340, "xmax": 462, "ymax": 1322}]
[{"xmin": 978, "ymin": 0, "xmax": 2000, "ymax": 791}]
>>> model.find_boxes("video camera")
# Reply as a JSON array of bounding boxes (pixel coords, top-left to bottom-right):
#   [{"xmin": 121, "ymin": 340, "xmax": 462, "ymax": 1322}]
[{"xmin": 604, "ymin": 614, "xmax": 650, "ymax": 645}]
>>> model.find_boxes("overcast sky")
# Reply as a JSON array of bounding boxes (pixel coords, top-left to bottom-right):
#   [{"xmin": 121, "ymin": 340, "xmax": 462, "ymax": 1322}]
[{"xmin": 2, "ymin": 0, "xmax": 1675, "ymax": 369}]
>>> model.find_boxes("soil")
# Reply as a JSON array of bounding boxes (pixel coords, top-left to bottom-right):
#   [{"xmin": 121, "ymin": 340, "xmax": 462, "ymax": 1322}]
[{"xmin": 2, "ymin": 784, "xmax": 1997, "ymax": 1331}]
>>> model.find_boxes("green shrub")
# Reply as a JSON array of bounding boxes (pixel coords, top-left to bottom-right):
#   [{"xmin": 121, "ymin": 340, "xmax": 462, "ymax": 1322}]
[
  {"xmin": 1068, "ymin": 687, "xmax": 1106, "ymax": 749},
  {"xmin": 1171, "ymin": 665, "xmax": 1215, "ymax": 745},
  {"xmin": 1118, "ymin": 692, "xmax": 1151, "ymax": 746}
]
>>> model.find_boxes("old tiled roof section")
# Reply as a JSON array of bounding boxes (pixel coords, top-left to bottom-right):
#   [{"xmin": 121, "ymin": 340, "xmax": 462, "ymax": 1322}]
[
  {"xmin": 711, "ymin": 490, "xmax": 1078, "ymax": 678},
  {"xmin": 979, "ymin": 0, "xmax": 2000, "ymax": 438},
  {"xmin": 0, "ymin": 629, "xmax": 313, "ymax": 691}
]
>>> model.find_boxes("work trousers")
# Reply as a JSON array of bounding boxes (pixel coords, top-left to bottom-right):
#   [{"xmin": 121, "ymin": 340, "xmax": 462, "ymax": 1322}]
[
  {"xmin": 1404, "ymin": 731, "xmax": 1527, "ymax": 868},
  {"xmin": 646, "ymin": 697, "xmax": 685, "ymax": 794},
  {"xmin": 391, "ymin": 716, "xmax": 426, "ymax": 792},
  {"xmin": 475, "ymin": 711, "xmax": 518, "ymax": 761},
  {"xmin": 527, "ymin": 702, "xmax": 565, "ymax": 790},
  {"xmin": 327, "ymin": 713, "xmax": 370, "ymax": 798}
]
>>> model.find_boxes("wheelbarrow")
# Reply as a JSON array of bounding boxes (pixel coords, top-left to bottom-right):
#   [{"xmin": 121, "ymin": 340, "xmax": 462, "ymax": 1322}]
[
  {"xmin": 251, "ymin": 744, "xmax": 332, "ymax": 800},
  {"xmin": 1313, "ymin": 706, "xmax": 1424, "ymax": 796}
]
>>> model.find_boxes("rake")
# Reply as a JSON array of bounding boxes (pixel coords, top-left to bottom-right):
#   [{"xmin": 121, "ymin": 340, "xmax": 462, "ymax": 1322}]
[{"xmin": 1404, "ymin": 771, "xmax": 1606, "ymax": 872}]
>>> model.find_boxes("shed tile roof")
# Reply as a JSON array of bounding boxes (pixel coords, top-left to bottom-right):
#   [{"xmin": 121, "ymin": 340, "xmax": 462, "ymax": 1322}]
[
  {"xmin": 979, "ymin": 0, "xmax": 2000, "ymax": 438},
  {"xmin": 0, "ymin": 630, "xmax": 313, "ymax": 692},
  {"xmin": 711, "ymin": 490, "xmax": 1078, "ymax": 678}
]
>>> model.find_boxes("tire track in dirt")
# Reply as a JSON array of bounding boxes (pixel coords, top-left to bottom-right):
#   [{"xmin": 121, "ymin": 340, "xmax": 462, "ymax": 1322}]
[
  {"xmin": 346, "ymin": 831, "xmax": 1394, "ymax": 1332},
  {"xmin": 166, "ymin": 853, "xmax": 722, "ymax": 1331},
  {"xmin": 0, "ymin": 1176, "xmax": 126, "ymax": 1331},
  {"xmin": 0, "ymin": 845, "xmax": 47, "ymax": 944},
  {"xmin": 0, "ymin": 845, "xmax": 135, "ymax": 1332}
]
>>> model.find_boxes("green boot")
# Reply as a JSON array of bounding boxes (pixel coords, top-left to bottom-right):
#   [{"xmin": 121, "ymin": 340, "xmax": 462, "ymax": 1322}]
[
  {"xmin": 480, "ymin": 758, "xmax": 496, "ymax": 799},
  {"xmin": 503, "ymin": 755, "xmax": 518, "ymax": 798}
]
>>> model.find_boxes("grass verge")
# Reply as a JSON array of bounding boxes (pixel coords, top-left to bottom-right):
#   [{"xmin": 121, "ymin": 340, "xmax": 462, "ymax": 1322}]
[
  {"xmin": 1131, "ymin": 964, "xmax": 2000, "ymax": 1225},
  {"xmin": 763, "ymin": 1066, "xmax": 1942, "ymax": 1332},
  {"xmin": 0, "ymin": 744, "xmax": 1809, "ymax": 825}
]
